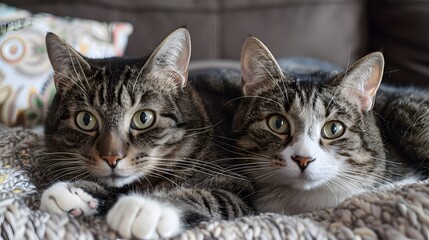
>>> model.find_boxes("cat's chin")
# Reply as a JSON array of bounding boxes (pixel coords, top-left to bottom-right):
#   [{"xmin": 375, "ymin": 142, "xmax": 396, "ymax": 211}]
[
  {"xmin": 258, "ymin": 171, "xmax": 329, "ymax": 191},
  {"xmin": 287, "ymin": 178, "xmax": 327, "ymax": 191},
  {"xmin": 102, "ymin": 175, "xmax": 138, "ymax": 188}
]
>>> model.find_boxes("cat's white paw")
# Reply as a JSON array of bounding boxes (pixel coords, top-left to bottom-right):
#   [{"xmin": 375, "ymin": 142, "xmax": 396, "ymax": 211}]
[
  {"xmin": 40, "ymin": 182, "xmax": 98, "ymax": 217},
  {"xmin": 107, "ymin": 195, "xmax": 182, "ymax": 239}
]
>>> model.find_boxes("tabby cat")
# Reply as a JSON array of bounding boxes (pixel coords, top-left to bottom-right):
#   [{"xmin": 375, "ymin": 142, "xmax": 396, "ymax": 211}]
[
  {"xmin": 231, "ymin": 36, "xmax": 429, "ymax": 214},
  {"xmin": 38, "ymin": 28, "xmax": 253, "ymax": 239}
]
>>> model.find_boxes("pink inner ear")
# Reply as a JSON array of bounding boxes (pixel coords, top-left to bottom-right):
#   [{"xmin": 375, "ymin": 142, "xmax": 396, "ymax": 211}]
[
  {"xmin": 241, "ymin": 56, "xmax": 257, "ymax": 96},
  {"xmin": 360, "ymin": 64, "xmax": 382, "ymax": 112},
  {"xmin": 171, "ymin": 71, "xmax": 187, "ymax": 88},
  {"xmin": 365, "ymin": 67, "xmax": 382, "ymax": 97},
  {"xmin": 241, "ymin": 56, "xmax": 253, "ymax": 83},
  {"xmin": 358, "ymin": 94, "xmax": 372, "ymax": 112}
]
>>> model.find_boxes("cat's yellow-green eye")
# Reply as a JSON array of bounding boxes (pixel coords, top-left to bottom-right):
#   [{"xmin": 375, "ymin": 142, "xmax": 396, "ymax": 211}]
[
  {"xmin": 267, "ymin": 115, "xmax": 290, "ymax": 134},
  {"xmin": 76, "ymin": 111, "xmax": 98, "ymax": 131},
  {"xmin": 131, "ymin": 110, "xmax": 155, "ymax": 130},
  {"xmin": 322, "ymin": 121, "xmax": 345, "ymax": 139}
]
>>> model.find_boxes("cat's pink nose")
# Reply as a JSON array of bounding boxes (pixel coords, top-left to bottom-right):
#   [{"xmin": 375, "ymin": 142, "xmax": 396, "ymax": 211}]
[
  {"xmin": 102, "ymin": 155, "xmax": 124, "ymax": 169},
  {"xmin": 291, "ymin": 155, "xmax": 315, "ymax": 172}
]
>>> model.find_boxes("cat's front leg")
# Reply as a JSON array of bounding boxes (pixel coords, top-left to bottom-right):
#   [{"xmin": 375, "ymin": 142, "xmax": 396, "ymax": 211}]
[
  {"xmin": 40, "ymin": 181, "xmax": 102, "ymax": 217},
  {"xmin": 106, "ymin": 195, "xmax": 182, "ymax": 239}
]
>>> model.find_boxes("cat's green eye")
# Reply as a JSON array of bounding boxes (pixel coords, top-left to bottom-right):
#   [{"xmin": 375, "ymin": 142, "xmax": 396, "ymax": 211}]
[
  {"xmin": 322, "ymin": 121, "xmax": 345, "ymax": 139},
  {"xmin": 76, "ymin": 111, "xmax": 98, "ymax": 131},
  {"xmin": 131, "ymin": 110, "xmax": 155, "ymax": 130},
  {"xmin": 267, "ymin": 115, "xmax": 290, "ymax": 134}
]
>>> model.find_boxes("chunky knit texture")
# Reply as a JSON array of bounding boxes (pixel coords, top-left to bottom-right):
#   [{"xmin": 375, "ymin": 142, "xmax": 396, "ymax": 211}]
[{"xmin": 1, "ymin": 126, "xmax": 428, "ymax": 240}]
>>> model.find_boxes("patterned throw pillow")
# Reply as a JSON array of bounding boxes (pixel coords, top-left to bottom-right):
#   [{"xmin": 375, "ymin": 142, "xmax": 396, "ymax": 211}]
[{"xmin": 0, "ymin": 4, "xmax": 133, "ymax": 128}]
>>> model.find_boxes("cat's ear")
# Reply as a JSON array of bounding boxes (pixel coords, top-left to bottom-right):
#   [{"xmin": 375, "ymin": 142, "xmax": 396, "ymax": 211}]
[
  {"xmin": 335, "ymin": 52, "xmax": 384, "ymax": 112},
  {"xmin": 144, "ymin": 28, "xmax": 191, "ymax": 88},
  {"xmin": 240, "ymin": 36, "xmax": 284, "ymax": 96},
  {"xmin": 45, "ymin": 32, "xmax": 91, "ymax": 89}
]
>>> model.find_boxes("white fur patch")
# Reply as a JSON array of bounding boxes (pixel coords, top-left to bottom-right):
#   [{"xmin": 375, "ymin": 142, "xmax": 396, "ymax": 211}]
[
  {"xmin": 279, "ymin": 114, "xmax": 342, "ymax": 190},
  {"xmin": 107, "ymin": 195, "xmax": 182, "ymax": 239},
  {"xmin": 255, "ymin": 183, "xmax": 364, "ymax": 214},
  {"xmin": 378, "ymin": 175, "xmax": 421, "ymax": 191},
  {"xmin": 40, "ymin": 181, "xmax": 98, "ymax": 216}
]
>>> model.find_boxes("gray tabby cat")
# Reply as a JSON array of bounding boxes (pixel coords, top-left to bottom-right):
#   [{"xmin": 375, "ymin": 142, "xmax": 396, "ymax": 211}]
[
  {"xmin": 38, "ymin": 28, "xmax": 253, "ymax": 239},
  {"xmin": 232, "ymin": 36, "xmax": 429, "ymax": 214}
]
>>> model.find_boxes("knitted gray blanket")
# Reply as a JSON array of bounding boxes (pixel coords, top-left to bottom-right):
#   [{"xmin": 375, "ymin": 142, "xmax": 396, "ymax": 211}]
[{"xmin": 1, "ymin": 126, "xmax": 428, "ymax": 240}]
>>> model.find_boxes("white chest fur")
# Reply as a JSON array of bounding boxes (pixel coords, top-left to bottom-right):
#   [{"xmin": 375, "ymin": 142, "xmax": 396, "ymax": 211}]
[
  {"xmin": 255, "ymin": 175, "xmax": 422, "ymax": 215},
  {"xmin": 254, "ymin": 183, "xmax": 365, "ymax": 215}
]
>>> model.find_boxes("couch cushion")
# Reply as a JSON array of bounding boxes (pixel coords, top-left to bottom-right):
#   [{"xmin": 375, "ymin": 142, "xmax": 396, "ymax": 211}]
[
  {"xmin": 4, "ymin": 0, "xmax": 367, "ymax": 68},
  {"xmin": 222, "ymin": 0, "xmax": 366, "ymax": 67},
  {"xmin": 0, "ymin": 4, "xmax": 133, "ymax": 127}
]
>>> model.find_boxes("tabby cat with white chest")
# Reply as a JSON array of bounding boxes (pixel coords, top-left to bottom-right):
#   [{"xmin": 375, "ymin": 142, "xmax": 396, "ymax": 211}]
[
  {"xmin": 232, "ymin": 36, "xmax": 429, "ymax": 214},
  {"xmin": 38, "ymin": 28, "xmax": 253, "ymax": 239}
]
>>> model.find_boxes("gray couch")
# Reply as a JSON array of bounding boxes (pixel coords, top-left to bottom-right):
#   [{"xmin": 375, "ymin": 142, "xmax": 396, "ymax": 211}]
[{"xmin": 5, "ymin": 0, "xmax": 429, "ymax": 87}]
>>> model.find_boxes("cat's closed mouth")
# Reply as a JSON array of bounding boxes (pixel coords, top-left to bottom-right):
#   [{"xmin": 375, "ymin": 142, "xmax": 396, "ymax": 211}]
[{"xmin": 109, "ymin": 173, "xmax": 128, "ymax": 179}]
